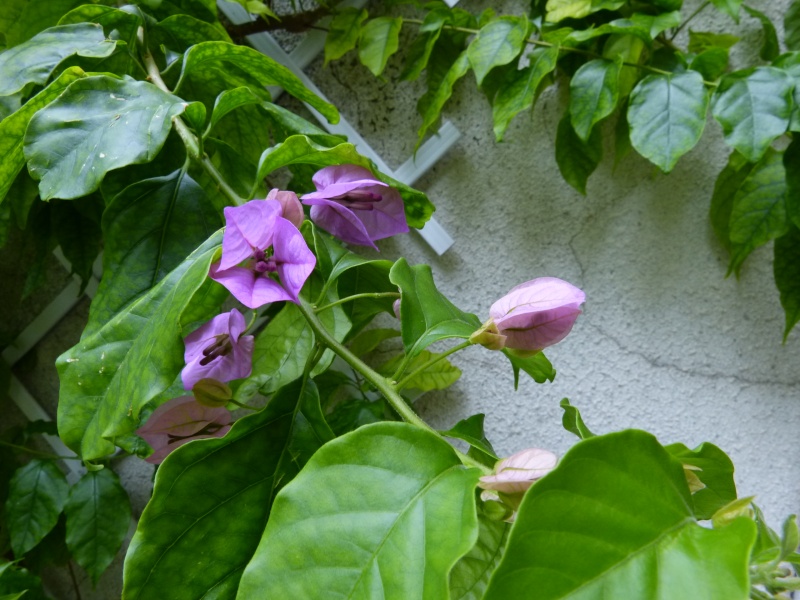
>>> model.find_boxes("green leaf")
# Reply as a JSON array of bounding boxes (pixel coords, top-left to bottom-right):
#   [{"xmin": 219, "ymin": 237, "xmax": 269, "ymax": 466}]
[
  {"xmin": 711, "ymin": 67, "xmax": 793, "ymax": 163},
  {"xmin": 742, "ymin": 5, "xmax": 779, "ymax": 61},
  {"xmin": 0, "ymin": 564, "xmax": 46, "ymax": 600},
  {"xmin": 124, "ymin": 379, "xmax": 332, "ymax": 599},
  {"xmin": 545, "ymin": 0, "xmax": 626, "ymax": 23},
  {"xmin": 728, "ymin": 148, "xmax": 788, "ymax": 274},
  {"xmin": 603, "ymin": 34, "xmax": 646, "ymax": 99},
  {"xmin": 338, "ymin": 261, "xmax": 399, "ymax": 332},
  {"xmin": 627, "ymin": 71, "xmax": 709, "ymax": 173},
  {"xmin": 774, "ymin": 52, "xmax": 800, "ymax": 132},
  {"xmin": 4, "ymin": 0, "xmax": 93, "ymax": 48},
  {"xmin": 325, "ymin": 398, "xmax": 387, "ymax": 436},
  {"xmin": 665, "ymin": 442, "xmax": 737, "ymax": 520},
  {"xmin": 389, "ymin": 258, "xmax": 481, "ymax": 358},
  {"xmin": 237, "ymin": 422, "xmax": 481, "ymax": 598},
  {"xmin": 65, "ymin": 469, "xmax": 130, "ymax": 584},
  {"xmin": 85, "ymin": 169, "xmax": 221, "ymax": 337},
  {"xmin": 0, "ymin": 66, "xmax": 85, "ymax": 206},
  {"xmin": 774, "ymin": 224, "xmax": 800, "ymax": 341},
  {"xmin": 400, "ymin": 20, "xmax": 443, "ymax": 82},
  {"xmin": 0, "ymin": 23, "xmax": 113, "ymax": 96},
  {"xmin": 24, "ymin": 76, "xmax": 187, "ymax": 200},
  {"xmin": 492, "ymin": 46, "xmax": 558, "ymax": 141},
  {"xmin": 501, "ymin": 348, "xmax": 556, "ymax": 388},
  {"xmin": 357, "ymin": 17, "xmax": 402, "ymax": 77},
  {"xmin": 787, "ymin": 0, "xmax": 800, "ymax": 51},
  {"xmin": 709, "ymin": 0, "xmax": 743, "ymax": 21},
  {"xmin": 440, "ymin": 413, "xmax": 498, "ymax": 463},
  {"xmin": 450, "ymin": 512, "xmax": 509, "ymax": 600},
  {"xmin": 688, "ymin": 31, "xmax": 740, "ymax": 53},
  {"xmin": 555, "ymin": 112, "xmax": 603, "ymax": 195},
  {"xmin": 0, "ymin": 0, "xmax": 26, "ymax": 39},
  {"xmin": 690, "ymin": 48, "xmax": 730, "ymax": 81},
  {"xmin": 348, "ymin": 328, "xmax": 400, "ymax": 358},
  {"xmin": 785, "ymin": 136, "xmax": 800, "ymax": 228},
  {"xmin": 570, "ymin": 58, "xmax": 621, "ymax": 142},
  {"xmin": 325, "ymin": 7, "xmax": 367, "ymax": 64},
  {"xmin": 152, "ymin": 14, "xmax": 231, "ymax": 53},
  {"xmin": 467, "ymin": 16, "xmax": 528, "ymax": 87},
  {"xmin": 5, "ymin": 460, "xmax": 69, "ymax": 556},
  {"xmin": 176, "ymin": 41, "xmax": 338, "ymax": 124},
  {"xmin": 382, "ymin": 350, "xmax": 462, "ymax": 391},
  {"xmin": 709, "ymin": 151, "xmax": 754, "ymax": 253},
  {"xmin": 257, "ymin": 101, "xmax": 346, "ymax": 148},
  {"xmin": 56, "ymin": 231, "xmax": 223, "ymax": 460},
  {"xmin": 484, "ymin": 430, "xmax": 757, "ymax": 599},
  {"xmin": 559, "ymin": 398, "xmax": 595, "ymax": 439},
  {"xmin": 418, "ymin": 50, "xmax": 471, "ymax": 141},
  {"xmin": 51, "ymin": 199, "xmax": 101, "ymax": 289}
]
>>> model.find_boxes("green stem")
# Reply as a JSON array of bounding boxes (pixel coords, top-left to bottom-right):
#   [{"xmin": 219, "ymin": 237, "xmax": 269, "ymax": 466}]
[
  {"xmin": 315, "ymin": 292, "xmax": 401, "ymax": 313},
  {"xmin": 394, "ymin": 340, "xmax": 472, "ymax": 391},
  {"xmin": 136, "ymin": 27, "xmax": 246, "ymax": 206},
  {"xmin": 0, "ymin": 440, "xmax": 80, "ymax": 461},
  {"xmin": 229, "ymin": 399, "xmax": 259, "ymax": 411},
  {"xmin": 671, "ymin": 1, "xmax": 710, "ymax": 40},
  {"xmin": 296, "ymin": 299, "xmax": 489, "ymax": 472}
]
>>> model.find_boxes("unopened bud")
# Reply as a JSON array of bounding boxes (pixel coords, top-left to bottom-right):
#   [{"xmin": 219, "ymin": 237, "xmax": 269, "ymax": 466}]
[{"xmin": 192, "ymin": 378, "xmax": 233, "ymax": 408}]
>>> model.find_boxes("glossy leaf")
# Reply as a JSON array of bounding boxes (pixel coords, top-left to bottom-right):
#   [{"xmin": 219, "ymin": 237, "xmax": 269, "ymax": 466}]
[
  {"xmin": 711, "ymin": 67, "xmax": 793, "ymax": 163},
  {"xmin": 710, "ymin": 0, "xmax": 743, "ymax": 21},
  {"xmin": 348, "ymin": 328, "xmax": 400, "ymax": 358},
  {"xmin": 418, "ymin": 50, "xmax": 471, "ymax": 141},
  {"xmin": 545, "ymin": 0, "xmax": 626, "ymax": 22},
  {"xmin": 65, "ymin": 469, "xmax": 131, "ymax": 584},
  {"xmin": 124, "ymin": 379, "xmax": 332, "ymax": 599},
  {"xmin": 24, "ymin": 76, "xmax": 187, "ymax": 200},
  {"xmin": 0, "ymin": 66, "xmax": 85, "ymax": 205},
  {"xmin": 502, "ymin": 348, "xmax": 556, "ymax": 388},
  {"xmin": 787, "ymin": 0, "xmax": 800, "ymax": 51},
  {"xmin": 325, "ymin": 8, "xmax": 367, "ymax": 64},
  {"xmin": 484, "ymin": 430, "xmax": 757, "ymax": 599},
  {"xmin": 58, "ymin": 5, "xmax": 140, "ymax": 42},
  {"xmin": 742, "ymin": 5, "xmax": 779, "ymax": 61},
  {"xmin": 728, "ymin": 148, "xmax": 788, "ymax": 275},
  {"xmin": 450, "ymin": 512, "xmax": 509, "ymax": 600},
  {"xmin": 0, "ymin": 23, "xmax": 113, "ymax": 96},
  {"xmin": 775, "ymin": 224, "xmax": 800, "ymax": 341},
  {"xmin": 358, "ymin": 17, "xmax": 401, "ymax": 77},
  {"xmin": 389, "ymin": 258, "xmax": 481, "ymax": 358},
  {"xmin": 559, "ymin": 398, "xmax": 595, "ymax": 439},
  {"xmin": 176, "ymin": 41, "xmax": 338, "ymax": 124},
  {"xmin": 236, "ymin": 422, "xmax": 481, "ymax": 599},
  {"xmin": 492, "ymin": 46, "xmax": 558, "ymax": 141},
  {"xmin": 86, "ymin": 170, "xmax": 220, "ymax": 337},
  {"xmin": 5, "ymin": 460, "xmax": 69, "ymax": 556},
  {"xmin": 665, "ymin": 442, "xmax": 737, "ymax": 520},
  {"xmin": 56, "ymin": 232, "xmax": 223, "ymax": 460},
  {"xmin": 570, "ymin": 58, "xmax": 621, "ymax": 141},
  {"xmin": 256, "ymin": 134, "xmax": 370, "ymax": 182},
  {"xmin": 152, "ymin": 14, "xmax": 230, "ymax": 52},
  {"xmin": 440, "ymin": 413, "xmax": 498, "ymax": 463},
  {"xmin": 467, "ymin": 17, "xmax": 528, "ymax": 86},
  {"xmin": 555, "ymin": 113, "xmax": 602, "ymax": 195},
  {"xmin": 628, "ymin": 71, "xmax": 708, "ymax": 173}
]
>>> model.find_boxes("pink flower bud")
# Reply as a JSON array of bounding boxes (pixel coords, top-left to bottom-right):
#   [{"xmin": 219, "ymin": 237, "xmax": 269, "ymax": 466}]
[
  {"xmin": 478, "ymin": 448, "xmax": 558, "ymax": 494},
  {"xmin": 266, "ymin": 188, "xmax": 304, "ymax": 229},
  {"xmin": 393, "ymin": 298, "xmax": 401, "ymax": 320},
  {"xmin": 489, "ymin": 277, "xmax": 585, "ymax": 352}
]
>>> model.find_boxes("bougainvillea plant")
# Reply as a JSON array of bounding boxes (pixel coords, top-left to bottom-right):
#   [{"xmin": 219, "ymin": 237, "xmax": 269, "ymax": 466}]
[{"xmin": 0, "ymin": 1, "xmax": 798, "ymax": 599}]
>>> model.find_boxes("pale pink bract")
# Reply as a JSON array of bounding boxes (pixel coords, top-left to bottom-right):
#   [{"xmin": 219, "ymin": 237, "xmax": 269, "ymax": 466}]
[{"xmin": 478, "ymin": 448, "xmax": 558, "ymax": 494}]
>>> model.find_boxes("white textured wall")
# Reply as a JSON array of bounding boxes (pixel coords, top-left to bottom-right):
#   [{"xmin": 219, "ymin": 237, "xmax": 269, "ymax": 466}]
[{"xmin": 300, "ymin": 0, "xmax": 800, "ymax": 526}]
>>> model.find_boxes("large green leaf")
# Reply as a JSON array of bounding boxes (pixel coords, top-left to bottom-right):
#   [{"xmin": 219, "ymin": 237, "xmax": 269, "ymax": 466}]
[
  {"xmin": 710, "ymin": 0, "xmax": 743, "ymax": 21},
  {"xmin": 325, "ymin": 7, "xmax": 367, "ymax": 64},
  {"xmin": 418, "ymin": 50, "xmax": 471, "ymax": 141},
  {"xmin": 555, "ymin": 113, "xmax": 602, "ymax": 195},
  {"xmin": 709, "ymin": 151, "xmax": 754, "ymax": 253},
  {"xmin": 570, "ymin": 58, "xmax": 621, "ymax": 142},
  {"xmin": 484, "ymin": 430, "xmax": 757, "ymax": 599},
  {"xmin": 124, "ymin": 379, "xmax": 333, "ymax": 600},
  {"xmin": 787, "ymin": 0, "xmax": 800, "ymax": 51},
  {"xmin": 389, "ymin": 258, "xmax": 482, "ymax": 358},
  {"xmin": 711, "ymin": 67, "xmax": 793, "ymax": 163},
  {"xmin": 728, "ymin": 148, "xmax": 788, "ymax": 274},
  {"xmin": 3, "ymin": 0, "xmax": 86, "ymax": 47},
  {"xmin": 236, "ymin": 422, "xmax": 481, "ymax": 599},
  {"xmin": 0, "ymin": 23, "xmax": 113, "ymax": 96},
  {"xmin": 152, "ymin": 13, "xmax": 230, "ymax": 53},
  {"xmin": 51, "ymin": 197, "xmax": 102, "ymax": 289},
  {"xmin": 742, "ymin": 5, "xmax": 779, "ymax": 61},
  {"xmin": 665, "ymin": 442, "xmax": 737, "ymax": 520},
  {"xmin": 0, "ymin": 66, "xmax": 84, "ymax": 205},
  {"xmin": 176, "ymin": 41, "xmax": 338, "ymax": 124},
  {"xmin": 65, "ymin": 469, "xmax": 131, "ymax": 584},
  {"xmin": 450, "ymin": 512, "xmax": 509, "ymax": 600},
  {"xmin": 774, "ymin": 224, "xmax": 800, "ymax": 341},
  {"xmin": 5, "ymin": 460, "xmax": 69, "ymax": 556},
  {"xmin": 56, "ymin": 231, "xmax": 223, "ymax": 460},
  {"xmin": 492, "ymin": 46, "xmax": 558, "ymax": 141},
  {"xmin": 545, "ymin": 0, "xmax": 626, "ymax": 23},
  {"xmin": 24, "ymin": 76, "xmax": 187, "ymax": 200},
  {"xmin": 381, "ymin": 350, "xmax": 462, "ymax": 391},
  {"xmin": 786, "ymin": 136, "xmax": 800, "ymax": 228},
  {"xmin": 440, "ymin": 413, "xmax": 498, "ymax": 464},
  {"xmin": 85, "ymin": 169, "xmax": 221, "ymax": 337},
  {"xmin": 467, "ymin": 16, "xmax": 528, "ymax": 86},
  {"xmin": 627, "ymin": 71, "xmax": 708, "ymax": 173},
  {"xmin": 358, "ymin": 17, "xmax": 402, "ymax": 77}
]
